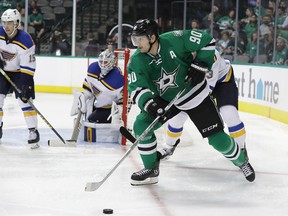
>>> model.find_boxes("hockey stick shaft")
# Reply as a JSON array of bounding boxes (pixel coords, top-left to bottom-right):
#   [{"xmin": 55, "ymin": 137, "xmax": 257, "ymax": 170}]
[
  {"xmin": 69, "ymin": 110, "xmax": 83, "ymax": 141},
  {"xmin": 85, "ymin": 82, "xmax": 188, "ymax": 192},
  {"xmin": 48, "ymin": 110, "xmax": 83, "ymax": 146},
  {"xmin": 0, "ymin": 68, "xmax": 66, "ymax": 144}
]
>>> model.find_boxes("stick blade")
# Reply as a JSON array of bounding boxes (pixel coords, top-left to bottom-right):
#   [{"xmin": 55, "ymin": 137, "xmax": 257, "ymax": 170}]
[
  {"xmin": 48, "ymin": 139, "xmax": 77, "ymax": 147},
  {"xmin": 85, "ymin": 182, "xmax": 101, "ymax": 192},
  {"xmin": 120, "ymin": 126, "xmax": 136, "ymax": 143}
]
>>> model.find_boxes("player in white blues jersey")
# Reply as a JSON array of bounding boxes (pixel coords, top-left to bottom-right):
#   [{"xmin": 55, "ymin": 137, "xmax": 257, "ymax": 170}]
[
  {"xmin": 161, "ymin": 49, "xmax": 248, "ymax": 160},
  {"xmin": 0, "ymin": 9, "xmax": 39, "ymax": 148},
  {"xmin": 73, "ymin": 49, "xmax": 124, "ymax": 138}
]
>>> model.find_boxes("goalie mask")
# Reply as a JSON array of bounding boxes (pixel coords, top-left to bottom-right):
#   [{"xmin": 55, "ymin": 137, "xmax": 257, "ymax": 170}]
[
  {"xmin": 98, "ymin": 49, "xmax": 116, "ymax": 79},
  {"xmin": 1, "ymin": 9, "xmax": 21, "ymax": 37}
]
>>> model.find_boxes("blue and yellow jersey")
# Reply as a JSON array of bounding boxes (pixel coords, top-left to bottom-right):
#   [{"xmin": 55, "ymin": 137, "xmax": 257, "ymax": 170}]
[
  {"xmin": 0, "ymin": 27, "xmax": 36, "ymax": 77},
  {"xmin": 82, "ymin": 61, "xmax": 124, "ymax": 108}
]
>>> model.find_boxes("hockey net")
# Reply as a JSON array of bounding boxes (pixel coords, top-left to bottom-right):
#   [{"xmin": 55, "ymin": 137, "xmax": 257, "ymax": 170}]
[{"xmin": 114, "ymin": 49, "xmax": 139, "ymax": 145}]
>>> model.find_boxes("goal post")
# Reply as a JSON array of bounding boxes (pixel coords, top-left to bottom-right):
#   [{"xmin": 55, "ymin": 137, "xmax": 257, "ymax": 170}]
[{"xmin": 114, "ymin": 48, "xmax": 133, "ymax": 145}]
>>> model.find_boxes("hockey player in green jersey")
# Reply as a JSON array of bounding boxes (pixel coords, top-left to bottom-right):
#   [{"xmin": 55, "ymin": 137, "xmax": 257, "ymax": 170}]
[{"xmin": 127, "ymin": 19, "xmax": 255, "ymax": 186}]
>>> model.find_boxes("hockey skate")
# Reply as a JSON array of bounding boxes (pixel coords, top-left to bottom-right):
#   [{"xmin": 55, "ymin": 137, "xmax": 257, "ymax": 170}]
[
  {"xmin": 28, "ymin": 128, "xmax": 40, "ymax": 149},
  {"xmin": 239, "ymin": 160, "xmax": 255, "ymax": 182},
  {"xmin": 131, "ymin": 161, "xmax": 160, "ymax": 186},
  {"xmin": 157, "ymin": 139, "xmax": 180, "ymax": 160}
]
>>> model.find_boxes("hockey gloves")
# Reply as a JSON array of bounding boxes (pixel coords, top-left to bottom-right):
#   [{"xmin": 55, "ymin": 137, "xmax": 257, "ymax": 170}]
[
  {"xmin": 20, "ymin": 74, "xmax": 34, "ymax": 103},
  {"xmin": 78, "ymin": 93, "xmax": 88, "ymax": 113},
  {"xmin": 20, "ymin": 85, "xmax": 33, "ymax": 103},
  {"xmin": 77, "ymin": 90, "xmax": 93, "ymax": 113},
  {"xmin": 144, "ymin": 95, "xmax": 176, "ymax": 124},
  {"xmin": 185, "ymin": 62, "xmax": 209, "ymax": 87}
]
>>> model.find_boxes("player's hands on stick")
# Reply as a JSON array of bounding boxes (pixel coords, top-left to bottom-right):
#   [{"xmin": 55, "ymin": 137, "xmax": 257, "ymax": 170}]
[
  {"xmin": 19, "ymin": 74, "xmax": 34, "ymax": 103},
  {"xmin": 185, "ymin": 62, "xmax": 209, "ymax": 87},
  {"xmin": 144, "ymin": 95, "xmax": 176, "ymax": 123},
  {"xmin": 20, "ymin": 85, "xmax": 33, "ymax": 103}
]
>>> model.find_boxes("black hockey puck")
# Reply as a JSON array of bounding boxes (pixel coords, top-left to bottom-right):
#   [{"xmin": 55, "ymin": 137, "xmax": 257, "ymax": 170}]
[{"xmin": 103, "ymin": 209, "xmax": 113, "ymax": 214}]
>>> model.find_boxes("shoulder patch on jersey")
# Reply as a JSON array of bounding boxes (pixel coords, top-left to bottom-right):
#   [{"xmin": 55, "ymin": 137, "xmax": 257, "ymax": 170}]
[{"xmin": 172, "ymin": 30, "xmax": 184, "ymax": 37}]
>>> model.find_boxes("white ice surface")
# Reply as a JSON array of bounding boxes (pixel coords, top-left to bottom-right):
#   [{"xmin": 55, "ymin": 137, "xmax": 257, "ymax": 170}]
[{"xmin": 0, "ymin": 93, "xmax": 287, "ymax": 216}]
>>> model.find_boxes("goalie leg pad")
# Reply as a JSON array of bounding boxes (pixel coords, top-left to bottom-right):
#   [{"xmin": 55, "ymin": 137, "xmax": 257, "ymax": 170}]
[{"xmin": 81, "ymin": 121, "xmax": 122, "ymax": 144}]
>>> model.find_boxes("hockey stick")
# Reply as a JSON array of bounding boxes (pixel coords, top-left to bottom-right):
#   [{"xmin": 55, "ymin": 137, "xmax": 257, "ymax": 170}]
[
  {"xmin": 84, "ymin": 82, "xmax": 189, "ymax": 192},
  {"xmin": 84, "ymin": 64, "xmax": 209, "ymax": 191},
  {"xmin": 0, "ymin": 68, "xmax": 66, "ymax": 144},
  {"xmin": 48, "ymin": 110, "xmax": 83, "ymax": 146}
]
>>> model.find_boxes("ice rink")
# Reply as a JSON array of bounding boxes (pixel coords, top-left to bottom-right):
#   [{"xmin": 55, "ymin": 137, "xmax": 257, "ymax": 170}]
[{"xmin": 0, "ymin": 93, "xmax": 287, "ymax": 216}]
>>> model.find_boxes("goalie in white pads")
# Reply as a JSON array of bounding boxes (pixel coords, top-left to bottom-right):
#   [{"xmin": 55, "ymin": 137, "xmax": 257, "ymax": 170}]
[
  {"xmin": 72, "ymin": 49, "xmax": 124, "ymax": 143},
  {"xmin": 0, "ymin": 9, "xmax": 39, "ymax": 148}
]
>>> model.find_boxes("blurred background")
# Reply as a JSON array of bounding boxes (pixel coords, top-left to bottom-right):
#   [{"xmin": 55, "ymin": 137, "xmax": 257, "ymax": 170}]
[{"xmin": 3, "ymin": 0, "xmax": 288, "ymax": 65}]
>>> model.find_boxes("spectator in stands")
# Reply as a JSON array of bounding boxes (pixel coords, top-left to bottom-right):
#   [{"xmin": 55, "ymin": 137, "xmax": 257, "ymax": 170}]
[
  {"xmin": 202, "ymin": 12, "xmax": 220, "ymax": 40},
  {"xmin": 242, "ymin": 13, "xmax": 258, "ymax": 42},
  {"xmin": 239, "ymin": 7, "xmax": 255, "ymax": 26},
  {"xmin": 55, "ymin": 32, "xmax": 71, "ymax": 56},
  {"xmin": 253, "ymin": 0, "xmax": 266, "ymax": 18},
  {"xmin": 279, "ymin": 0, "xmax": 288, "ymax": 14},
  {"xmin": 28, "ymin": 7, "xmax": 45, "ymax": 39},
  {"xmin": 106, "ymin": 42, "xmax": 114, "ymax": 52},
  {"xmin": 191, "ymin": 19, "xmax": 200, "ymax": 30},
  {"xmin": 277, "ymin": 7, "xmax": 287, "ymax": 28},
  {"xmin": 216, "ymin": 31, "xmax": 231, "ymax": 55},
  {"xmin": 84, "ymin": 32, "xmax": 100, "ymax": 57},
  {"xmin": 106, "ymin": 36, "xmax": 116, "ymax": 52},
  {"xmin": 245, "ymin": 31, "xmax": 265, "ymax": 63},
  {"xmin": 28, "ymin": 0, "xmax": 40, "ymax": 15},
  {"xmin": 48, "ymin": 31, "xmax": 71, "ymax": 56},
  {"xmin": 225, "ymin": 30, "xmax": 247, "ymax": 56},
  {"xmin": 272, "ymin": 36, "xmax": 288, "ymax": 65},
  {"xmin": 216, "ymin": 9, "xmax": 235, "ymax": 32}
]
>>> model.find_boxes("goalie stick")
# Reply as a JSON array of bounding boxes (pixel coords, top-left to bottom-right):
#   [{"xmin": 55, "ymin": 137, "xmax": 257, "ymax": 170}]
[
  {"xmin": 48, "ymin": 110, "xmax": 83, "ymax": 147},
  {"xmin": 0, "ymin": 68, "xmax": 66, "ymax": 144}
]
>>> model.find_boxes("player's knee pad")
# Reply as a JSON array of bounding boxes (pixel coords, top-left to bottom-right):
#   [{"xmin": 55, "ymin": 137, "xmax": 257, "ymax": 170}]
[{"xmin": 207, "ymin": 130, "xmax": 234, "ymax": 154}]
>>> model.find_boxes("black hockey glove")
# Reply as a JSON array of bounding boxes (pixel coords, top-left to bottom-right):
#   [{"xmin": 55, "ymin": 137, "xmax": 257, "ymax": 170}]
[
  {"xmin": 144, "ymin": 95, "xmax": 176, "ymax": 123},
  {"xmin": 185, "ymin": 62, "xmax": 209, "ymax": 87},
  {"xmin": 20, "ymin": 74, "xmax": 34, "ymax": 103},
  {"xmin": 20, "ymin": 85, "xmax": 33, "ymax": 103}
]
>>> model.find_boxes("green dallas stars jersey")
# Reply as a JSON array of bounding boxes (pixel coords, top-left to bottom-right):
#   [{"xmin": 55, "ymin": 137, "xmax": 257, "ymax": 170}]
[{"xmin": 127, "ymin": 29, "xmax": 216, "ymax": 111}]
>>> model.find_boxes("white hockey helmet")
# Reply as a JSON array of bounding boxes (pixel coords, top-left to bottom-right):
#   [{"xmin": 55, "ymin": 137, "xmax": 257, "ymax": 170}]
[
  {"xmin": 98, "ymin": 49, "xmax": 116, "ymax": 79},
  {"xmin": 1, "ymin": 9, "xmax": 21, "ymax": 36}
]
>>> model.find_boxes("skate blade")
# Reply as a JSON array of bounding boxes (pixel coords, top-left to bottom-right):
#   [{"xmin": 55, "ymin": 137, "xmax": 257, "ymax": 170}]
[{"xmin": 131, "ymin": 177, "xmax": 158, "ymax": 186}]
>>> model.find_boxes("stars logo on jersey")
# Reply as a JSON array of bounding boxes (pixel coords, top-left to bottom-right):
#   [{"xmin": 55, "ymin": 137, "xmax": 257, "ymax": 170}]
[{"xmin": 154, "ymin": 65, "xmax": 179, "ymax": 96}]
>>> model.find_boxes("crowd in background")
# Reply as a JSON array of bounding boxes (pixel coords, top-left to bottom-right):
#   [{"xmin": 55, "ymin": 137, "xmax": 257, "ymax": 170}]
[
  {"xmin": 186, "ymin": 0, "xmax": 288, "ymax": 65},
  {"xmin": 1, "ymin": 0, "xmax": 288, "ymax": 64}
]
